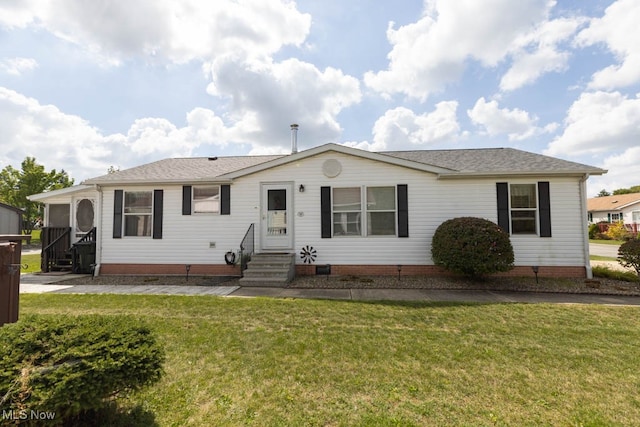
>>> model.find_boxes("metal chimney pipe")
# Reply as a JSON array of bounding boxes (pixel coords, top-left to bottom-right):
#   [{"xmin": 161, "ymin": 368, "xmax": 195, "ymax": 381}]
[{"xmin": 290, "ymin": 123, "xmax": 299, "ymax": 154}]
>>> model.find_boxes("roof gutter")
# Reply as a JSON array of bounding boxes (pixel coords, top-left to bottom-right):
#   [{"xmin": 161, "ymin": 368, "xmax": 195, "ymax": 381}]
[
  {"xmin": 437, "ymin": 170, "xmax": 607, "ymax": 179},
  {"xmin": 82, "ymin": 178, "xmax": 234, "ymax": 186},
  {"xmin": 579, "ymin": 174, "xmax": 593, "ymax": 279},
  {"xmin": 93, "ymin": 184, "xmax": 102, "ymax": 278}
]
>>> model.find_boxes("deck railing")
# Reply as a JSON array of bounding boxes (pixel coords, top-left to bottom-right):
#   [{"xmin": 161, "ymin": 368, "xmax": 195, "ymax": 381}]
[
  {"xmin": 41, "ymin": 227, "xmax": 71, "ymax": 272},
  {"xmin": 239, "ymin": 223, "xmax": 255, "ymax": 273}
]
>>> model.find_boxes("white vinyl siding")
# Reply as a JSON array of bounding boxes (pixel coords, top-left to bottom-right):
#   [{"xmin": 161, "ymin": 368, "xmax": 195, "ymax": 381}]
[{"xmin": 98, "ymin": 152, "xmax": 588, "ymax": 268}]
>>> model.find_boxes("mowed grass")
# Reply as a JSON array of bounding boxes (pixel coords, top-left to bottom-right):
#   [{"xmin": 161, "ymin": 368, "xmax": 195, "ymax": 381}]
[
  {"xmin": 19, "ymin": 253, "xmax": 41, "ymax": 273},
  {"xmin": 19, "ymin": 294, "xmax": 640, "ymax": 426}
]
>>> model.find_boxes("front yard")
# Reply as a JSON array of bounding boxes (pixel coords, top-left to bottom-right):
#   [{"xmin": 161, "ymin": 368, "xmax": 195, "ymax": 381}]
[{"xmin": 19, "ymin": 294, "xmax": 640, "ymax": 426}]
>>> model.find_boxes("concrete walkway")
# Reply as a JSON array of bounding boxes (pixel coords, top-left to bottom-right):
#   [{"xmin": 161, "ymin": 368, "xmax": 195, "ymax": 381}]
[{"xmin": 18, "ymin": 273, "xmax": 640, "ymax": 306}]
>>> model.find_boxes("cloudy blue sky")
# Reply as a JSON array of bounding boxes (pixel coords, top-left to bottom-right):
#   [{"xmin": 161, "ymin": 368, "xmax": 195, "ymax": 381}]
[{"xmin": 1, "ymin": 0, "xmax": 638, "ymax": 196}]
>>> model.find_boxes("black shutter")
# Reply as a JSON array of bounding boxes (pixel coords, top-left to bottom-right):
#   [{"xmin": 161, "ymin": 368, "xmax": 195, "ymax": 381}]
[
  {"xmin": 182, "ymin": 186, "xmax": 192, "ymax": 215},
  {"xmin": 221, "ymin": 185, "xmax": 231, "ymax": 215},
  {"xmin": 397, "ymin": 184, "xmax": 409, "ymax": 237},
  {"xmin": 113, "ymin": 190, "xmax": 123, "ymax": 239},
  {"xmin": 321, "ymin": 186, "xmax": 331, "ymax": 238},
  {"xmin": 538, "ymin": 181, "xmax": 552, "ymax": 237},
  {"xmin": 496, "ymin": 182, "xmax": 510, "ymax": 233},
  {"xmin": 153, "ymin": 190, "xmax": 163, "ymax": 239}
]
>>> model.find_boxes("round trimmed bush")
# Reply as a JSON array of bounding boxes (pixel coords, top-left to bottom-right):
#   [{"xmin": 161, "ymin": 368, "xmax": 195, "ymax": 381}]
[
  {"xmin": 431, "ymin": 217, "xmax": 514, "ymax": 278},
  {"xmin": 0, "ymin": 314, "xmax": 165, "ymax": 422},
  {"xmin": 618, "ymin": 239, "xmax": 640, "ymax": 277}
]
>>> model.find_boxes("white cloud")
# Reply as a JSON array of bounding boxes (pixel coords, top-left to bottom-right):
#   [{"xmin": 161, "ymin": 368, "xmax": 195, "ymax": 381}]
[
  {"xmin": 588, "ymin": 146, "xmax": 640, "ymax": 196},
  {"xmin": 500, "ymin": 17, "xmax": 584, "ymax": 91},
  {"xmin": 206, "ymin": 56, "xmax": 362, "ymax": 151},
  {"xmin": 467, "ymin": 97, "xmax": 555, "ymax": 141},
  {"xmin": 575, "ymin": 0, "xmax": 640, "ymax": 89},
  {"xmin": 364, "ymin": 0, "xmax": 554, "ymax": 100},
  {"xmin": 342, "ymin": 101, "xmax": 463, "ymax": 152},
  {"xmin": 0, "ymin": 87, "xmax": 236, "ymax": 181},
  {"xmin": 0, "ymin": 57, "xmax": 38, "ymax": 75},
  {"xmin": 0, "ymin": 0, "xmax": 311, "ymax": 65},
  {"xmin": 545, "ymin": 91, "xmax": 640, "ymax": 156}
]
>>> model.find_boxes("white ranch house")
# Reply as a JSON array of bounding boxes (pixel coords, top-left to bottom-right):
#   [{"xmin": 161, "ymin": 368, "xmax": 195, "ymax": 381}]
[
  {"xmin": 587, "ymin": 193, "xmax": 640, "ymax": 234},
  {"xmin": 29, "ymin": 143, "xmax": 606, "ymax": 282}
]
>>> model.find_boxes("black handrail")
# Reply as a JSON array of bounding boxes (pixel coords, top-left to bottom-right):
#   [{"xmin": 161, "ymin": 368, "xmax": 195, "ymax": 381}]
[
  {"xmin": 76, "ymin": 227, "xmax": 96, "ymax": 243},
  {"xmin": 42, "ymin": 228, "xmax": 71, "ymax": 253},
  {"xmin": 239, "ymin": 223, "xmax": 255, "ymax": 273},
  {"xmin": 41, "ymin": 227, "xmax": 71, "ymax": 272}
]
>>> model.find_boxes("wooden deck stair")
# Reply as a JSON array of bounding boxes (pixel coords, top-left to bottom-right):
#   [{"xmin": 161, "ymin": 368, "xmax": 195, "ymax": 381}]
[{"xmin": 239, "ymin": 253, "xmax": 295, "ymax": 286}]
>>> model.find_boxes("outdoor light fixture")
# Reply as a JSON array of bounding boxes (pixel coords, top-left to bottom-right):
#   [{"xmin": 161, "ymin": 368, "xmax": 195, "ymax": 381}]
[
  {"xmin": 397, "ymin": 264, "xmax": 402, "ymax": 280},
  {"xmin": 185, "ymin": 264, "xmax": 192, "ymax": 281},
  {"xmin": 532, "ymin": 266, "xmax": 539, "ymax": 284},
  {"xmin": 299, "ymin": 184, "xmax": 305, "ymax": 192}
]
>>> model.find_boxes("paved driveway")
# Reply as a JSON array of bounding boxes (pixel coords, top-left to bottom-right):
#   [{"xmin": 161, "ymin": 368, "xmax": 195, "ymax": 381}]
[{"xmin": 590, "ymin": 243, "xmax": 620, "ymax": 258}]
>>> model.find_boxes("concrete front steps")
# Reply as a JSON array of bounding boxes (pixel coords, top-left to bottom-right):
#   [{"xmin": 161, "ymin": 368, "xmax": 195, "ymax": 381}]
[{"xmin": 239, "ymin": 253, "xmax": 295, "ymax": 286}]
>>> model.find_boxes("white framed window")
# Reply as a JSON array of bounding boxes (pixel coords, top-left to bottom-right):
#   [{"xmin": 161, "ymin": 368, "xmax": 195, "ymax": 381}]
[
  {"xmin": 124, "ymin": 191, "xmax": 152, "ymax": 237},
  {"xmin": 510, "ymin": 184, "xmax": 537, "ymax": 234},
  {"xmin": 633, "ymin": 211, "xmax": 640, "ymax": 222},
  {"xmin": 333, "ymin": 187, "xmax": 361, "ymax": 236},
  {"xmin": 367, "ymin": 187, "xmax": 396, "ymax": 235},
  {"xmin": 610, "ymin": 213, "xmax": 622, "ymax": 222},
  {"xmin": 332, "ymin": 186, "xmax": 396, "ymax": 236},
  {"xmin": 193, "ymin": 185, "xmax": 220, "ymax": 214}
]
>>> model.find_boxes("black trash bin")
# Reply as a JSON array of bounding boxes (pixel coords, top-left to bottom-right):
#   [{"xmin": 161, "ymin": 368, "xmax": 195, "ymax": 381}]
[{"xmin": 73, "ymin": 242, "xmax": 96, "ymax": 274}]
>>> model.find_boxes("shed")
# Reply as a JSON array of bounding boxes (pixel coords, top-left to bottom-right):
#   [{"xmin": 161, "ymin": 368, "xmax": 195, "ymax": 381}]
[{"xmin": 0, "ymin": 202, "xmax": 24, "ymax": 235}]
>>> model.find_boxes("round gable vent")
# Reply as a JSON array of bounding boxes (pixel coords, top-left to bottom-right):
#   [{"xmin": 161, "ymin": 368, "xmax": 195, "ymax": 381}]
[{"xmin": 322, "ymin": 159, "xmax": 342, "ymax": 178}]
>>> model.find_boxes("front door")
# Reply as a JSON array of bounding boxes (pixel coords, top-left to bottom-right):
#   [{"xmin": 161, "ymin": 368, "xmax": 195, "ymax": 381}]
[{"xmin": 261, "ymin": 183, "xmax": 293, "ymax": 251}]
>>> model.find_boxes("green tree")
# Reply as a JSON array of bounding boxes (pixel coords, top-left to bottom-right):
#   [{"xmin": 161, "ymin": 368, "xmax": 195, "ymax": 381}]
[
  {"xmin": 613, "ymin": 185, "xmax": 640, "ymax": 195},
  {"xmin": 0, "ymin": 157, "xmax": 74, "ymax": 234},
  {"xmin": 597, "ymin": 189, "xmax": 611, "ymax": 197}
]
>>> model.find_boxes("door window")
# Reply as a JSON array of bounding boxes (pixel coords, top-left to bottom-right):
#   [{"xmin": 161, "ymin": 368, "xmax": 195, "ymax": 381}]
[{"xmin": 267, "ymin": 189, "xmax": 287, "ymax": 235}]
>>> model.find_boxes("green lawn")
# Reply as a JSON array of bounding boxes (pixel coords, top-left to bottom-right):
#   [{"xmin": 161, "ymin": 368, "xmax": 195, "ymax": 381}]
[
  {"xmin": 589, "ymin": 239, "xmax": 625, "ymax": 245},
  {"xmin": 19, "ymin": 253, "xmax": 41, "ymax": 273},
  {"xmin": 18, "ymin": 294, "xmax": 640, "ymax": 426}
]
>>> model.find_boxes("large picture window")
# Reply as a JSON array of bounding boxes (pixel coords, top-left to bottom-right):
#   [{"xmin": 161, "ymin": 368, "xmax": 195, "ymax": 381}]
[
  {"xmin": 332, "ymin": 186, "xmax": 396, "ymax": 236},
  {"xmin": 510, "ymin": 184, "xmax": 537, "ymax": 234},
  {"xmin": 124, "ymin": 191, "xmax": 152, "ymax": 237},
  {"xmin": 193, "ymin": 185, "xmax": 220, "ymax": 213}
]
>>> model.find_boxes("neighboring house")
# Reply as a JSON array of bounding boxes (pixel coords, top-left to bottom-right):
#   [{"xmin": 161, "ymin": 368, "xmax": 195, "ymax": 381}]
[
  {"xmin": 29, "ymin": 142, "xmax": 606, "ymax": 280},
  {"xmin": 587, "ymin": 193, "xmax": 640, "ymax": 233},
  {"xmin": 0, "ymin": 202, "xmax": 24, "ymax": 235}
]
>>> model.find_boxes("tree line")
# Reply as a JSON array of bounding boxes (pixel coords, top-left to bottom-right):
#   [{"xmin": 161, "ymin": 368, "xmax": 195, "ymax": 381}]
[{"xmin": 597, "ymin": 185, "xmax": 640, "ymax": 197}]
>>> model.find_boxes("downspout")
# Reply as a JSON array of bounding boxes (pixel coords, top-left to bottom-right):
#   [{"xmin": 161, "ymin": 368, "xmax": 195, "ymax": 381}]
[
  {"xmin": 93, "ymin": 184, "xmax": 102, "ymax": 277},
  {"xmin": 579, "ymin": 174, "xmax": 592, "ymax": 278}
]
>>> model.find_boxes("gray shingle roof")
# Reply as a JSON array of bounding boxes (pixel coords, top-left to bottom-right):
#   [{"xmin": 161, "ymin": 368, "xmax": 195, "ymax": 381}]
[
  {"xmin": 82, "ymin": 145, "xmax": 605, "ymax": 185},
  {"xmin": 83, "ymin": 155, "xmax": 285, "ymax": 184},
  {"xmin": 382, "ymin": 147, "xmax": 605, "ymax": 175}
]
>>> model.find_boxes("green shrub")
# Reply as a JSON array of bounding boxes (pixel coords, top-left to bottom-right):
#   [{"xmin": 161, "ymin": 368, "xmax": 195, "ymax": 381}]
[
  {"xmin": 606, "ymin": 221, "xmax": 631, "ymax": 241},
  {"xmin": 431, "ymin": 217, "xmax": 514, "ymax": 278},
  {"xmin": 0, "ymin": 315, "xmax": 164, "ymax": 423},
  {"xmin": 618, "ymin": 239, "xmax": 640, "ymax": 276}
]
